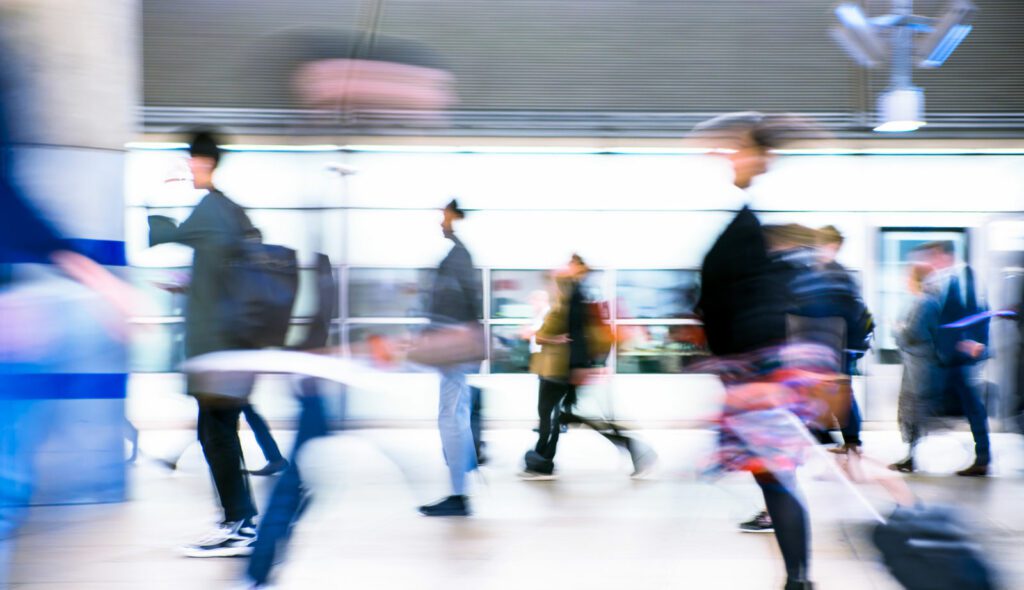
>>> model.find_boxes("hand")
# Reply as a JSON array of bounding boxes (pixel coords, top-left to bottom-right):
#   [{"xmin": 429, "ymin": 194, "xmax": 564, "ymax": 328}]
[
  {"xmin": 956, "ymin": 340, "xmax": 985, "ymax": 359},
  {"xmin": 366, "ymin": 335, "xmax": 400, "ymax": 367},
  {"xmin": 538, "ymin": 333, "xmax": 571, "ymax": 345},
  {"xmin": 51, "ymin": 251, "xmax": 157, "ymax": 340}
]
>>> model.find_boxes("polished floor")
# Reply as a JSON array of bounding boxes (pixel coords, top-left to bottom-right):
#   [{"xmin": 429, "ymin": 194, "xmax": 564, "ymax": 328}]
[{"xmin": 10, "ymin": 427, "xmax": 1024, "ymax": 589}]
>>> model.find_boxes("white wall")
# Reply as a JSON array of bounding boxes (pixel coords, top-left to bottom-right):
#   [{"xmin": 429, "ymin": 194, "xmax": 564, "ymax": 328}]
[{"xmin": 124, "ymin": 147, "xmax": 1024, "ymax": 427}]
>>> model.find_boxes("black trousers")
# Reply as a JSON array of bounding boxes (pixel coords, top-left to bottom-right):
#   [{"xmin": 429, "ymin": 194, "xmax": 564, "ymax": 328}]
[
  {"xmin": 197, "ymin": 403, "xmax": 257, "ymax": 523},
  {"xmin": 470, "ymin": 386, "xmax": 484, "ymax": 459},
  {"xmin": 526, "ymin": 378, "xmax": 637, "ymax": 474},
  {"xmin": 242, "ymin": 404, "xmax": 284, "ymax": 464},
  {"xmin": 755, "ymin": 471, "xmax": 809, "ymax": 584}
]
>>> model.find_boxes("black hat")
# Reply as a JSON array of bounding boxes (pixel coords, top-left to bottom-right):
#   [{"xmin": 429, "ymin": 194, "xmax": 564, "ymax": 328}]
[
  {"xmin": 444, "ymin": 199, "xmax": 466, "ymax": 219},
  {"xmin": 188, "ymin": 129, "xmax": 222, "ymax": 165}
]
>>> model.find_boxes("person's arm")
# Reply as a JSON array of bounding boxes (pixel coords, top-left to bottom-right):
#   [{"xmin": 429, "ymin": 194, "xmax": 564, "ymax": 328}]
[
  {"xmin": 0, "ymin": 175, "xmax": 72, "ymax": 261},
  {"xmin": 51, "ymin": 250, "xmax": 137, "ymax": 320},
  {"xmin": 148, "ymin": 195, "xmax": 223, "ymax": 250},
  {"xmin": 455, "ymin": 249, "xmax": 482, "ymax": 323}
]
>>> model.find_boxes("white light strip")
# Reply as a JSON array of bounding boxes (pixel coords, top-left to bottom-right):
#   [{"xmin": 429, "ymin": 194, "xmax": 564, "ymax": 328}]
[
  {"xmin": 343, "ymin": 144, "xmax": 462, "ymax": 153},
  {"xmin": 342, "ymin": 144, "xmax": 714, "ymax": 155},
  {"xmin": 774, "ymin": 147, "xmax": 1024, "ymax": 156},
  {"xmin": 125, "ymin": 142, "xmax": 189, "ymax": 150},
  {"xmin": 221, "ymin": 144, "xmax": 341, "ymax": 152},
  {"xmin": 125, "ymin": 142, "xmax": 342, "ymax": 152},
  {"xmin": 126, "ymin": 142, "xmax": 1024, "ymax": 157}
]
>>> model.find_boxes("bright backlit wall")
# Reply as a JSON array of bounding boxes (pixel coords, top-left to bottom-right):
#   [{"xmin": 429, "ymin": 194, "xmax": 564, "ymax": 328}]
[{"xmin": 124, "ymin": 146, "xmax": 1024, "ymax": 428}]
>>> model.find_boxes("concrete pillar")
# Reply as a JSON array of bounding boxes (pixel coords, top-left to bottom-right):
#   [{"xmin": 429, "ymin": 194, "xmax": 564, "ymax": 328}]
[{"xmin": 1, "ymin": 0, "xmax": 137, "ymax": 504}]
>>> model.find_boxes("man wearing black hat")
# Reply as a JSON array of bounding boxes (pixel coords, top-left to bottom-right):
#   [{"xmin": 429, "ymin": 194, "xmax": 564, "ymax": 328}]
[
  {"xmin": 418, "ymin": 199, "xmax": 480, "ymax": 517},
  {"xmin": 148, "ymin": 130, "xmax": 261, "ymax": 556}
]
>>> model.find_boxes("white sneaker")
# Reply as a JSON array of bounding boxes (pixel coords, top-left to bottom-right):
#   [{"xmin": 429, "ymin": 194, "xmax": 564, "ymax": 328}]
[
  {"xmin": 518, "ymin": 469, "xmax": 558, "ymax": 481},
  {"xmin": 182, "ymin": 520, "xmax": 257, "ymax": 558}
]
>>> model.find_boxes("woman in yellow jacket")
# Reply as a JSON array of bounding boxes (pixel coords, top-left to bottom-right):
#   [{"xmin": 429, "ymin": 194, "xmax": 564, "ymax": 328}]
[{"xmin": 521, "ymin": 257, "xmax": 656, "ymax": 479}]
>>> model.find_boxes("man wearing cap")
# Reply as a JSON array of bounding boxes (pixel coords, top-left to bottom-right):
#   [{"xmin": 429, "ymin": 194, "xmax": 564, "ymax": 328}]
[
  {"xmin": 148, "ymin": 130, "xmax": 261, "ymax": 556},
  {"xmin": 418, "ymin": 199, "xmax": 480, "ymax": 517}
]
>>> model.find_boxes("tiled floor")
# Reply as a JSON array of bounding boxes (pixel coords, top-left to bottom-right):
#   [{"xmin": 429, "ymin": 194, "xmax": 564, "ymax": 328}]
[{"xmin": 10, "ymin": 427, "xmax": 1024, "ymax": 589}]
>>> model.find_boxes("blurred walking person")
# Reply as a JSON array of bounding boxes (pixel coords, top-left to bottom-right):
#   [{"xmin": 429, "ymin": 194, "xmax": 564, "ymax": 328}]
[
  {"xmin": 889, "ymin": 263, "xmax": 942, "ymax": 472},
  {"xmin": 913, "ymin": 240, "xmax": 992, "ymax": 476},
  {"xmin": 417, "ymin": 200, "xmax": 481, "ymax": 517},
  {"xmin": 694, "ymin": 112, "xmax": 837, "ymax": 590},
  {"xmin": 148, "ymin": 130, "xmax": 261, "ymax": 556},
  {"xmin": 0, "ymin": 49, "xmax": 137, "ymax": 584},
  {"xmin": 521, "ymin": 255, "xmax": 656, "ymax": 480},
  {"xmin": 815, "ymin": 226, "xmax": 874, "ymax": 455}
]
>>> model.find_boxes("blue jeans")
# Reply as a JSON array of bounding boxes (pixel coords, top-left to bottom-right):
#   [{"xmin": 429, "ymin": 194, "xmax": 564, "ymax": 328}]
[
  {"xmin": 438, "ymin": 366, "xmax": 476, "ymax": 496},
  {"xmin": 247, "ymin": 378, "xmax": 329, "ymax": 586}
]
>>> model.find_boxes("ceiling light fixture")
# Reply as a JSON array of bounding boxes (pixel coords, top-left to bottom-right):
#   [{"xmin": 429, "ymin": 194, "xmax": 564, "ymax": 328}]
[{"xmin": 831, "ymin": 1, "xmax": 976, "ymax": 133}]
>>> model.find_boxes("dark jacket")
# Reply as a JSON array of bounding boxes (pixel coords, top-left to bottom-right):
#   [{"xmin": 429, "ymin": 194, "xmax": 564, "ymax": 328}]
[
  {"xmin": 427, "ymin": 235, "xmax": 480, "ymax": 326},
  {"xmin": 149, "ymin": 189, "xmax": 254, "ymax": 357},
  {"xmin": 697, "ymin": 207, "xmax": 789, "ymax": 356},
  {"xmin": 566, "ymin": 280, "xmax": 591, "ymax": 370},
  {"xmin": 935, "ymin": 266, "xmax": 988, "ymax": 367},
  {"xmin": 781, "ymin": 250, "xmax": 874, "ymax": 370}
]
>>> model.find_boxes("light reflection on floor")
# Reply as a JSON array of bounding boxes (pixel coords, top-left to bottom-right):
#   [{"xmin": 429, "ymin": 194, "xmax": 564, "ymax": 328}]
[{"xmin": 10, "ymin": 428, "xmax": 1024, "ymax": 589}]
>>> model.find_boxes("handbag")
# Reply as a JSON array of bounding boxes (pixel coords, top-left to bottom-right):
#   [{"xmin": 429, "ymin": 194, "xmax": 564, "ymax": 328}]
[{"xmin": 406, "ymin": 323, "xmax": 486, "ymax": 367}]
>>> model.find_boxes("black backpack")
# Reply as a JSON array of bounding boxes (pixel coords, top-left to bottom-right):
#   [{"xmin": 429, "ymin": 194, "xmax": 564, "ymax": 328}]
[
  {"xmin": 291, "ymin": 253, "xmax": 337, "ymax": 351},
  {"xmin": 872, "ymin": 505, "xmax": 999, "ymax": 590},
  {"xmin": 221, "ymin": 204, "xmax": 299, "ymax": 349}
]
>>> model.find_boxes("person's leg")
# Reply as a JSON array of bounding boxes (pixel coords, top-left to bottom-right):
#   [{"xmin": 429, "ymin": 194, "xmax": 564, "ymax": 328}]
[
  {"xmin": 197, "ymin": 402, "xmax": 256, "ymax": 523},
  {"xmin": 469, "ymin": 386, "xmax": 485, "ymax": 463},
  {"xmin": 953, "ymin": 367, "xmax": 991, "ymax": 468},
  {"xmin": 754, "ymin": 471, "xmax": 810, "ymax": 586},
  {"xmin": 247, "ymin": 381, "xmax": 328, "ymax": 586},
  {"xmin": 839, "ymin": 395, "xmax": 862, "ymax": 448},
  {"xmin": 437, "ymin": 367, "xmax": 475, "ymax": 496},
  {"xmin": 420, "ymin": 368, "xmax": 476, "ymax": 516},
  {"xmin": 124, "ymin": 417, "xmax": 139, "ymax": 463},
  {"xmin": 529, "ymin": 379, "xmax": 566, "ymax": 472},
  {"xmin": 242, "ymin": 404, "xmax": 285, "ymax": 465},
  {"xmin": 567, "ymin": 408, "xmax": 658, "ymax": 475}
]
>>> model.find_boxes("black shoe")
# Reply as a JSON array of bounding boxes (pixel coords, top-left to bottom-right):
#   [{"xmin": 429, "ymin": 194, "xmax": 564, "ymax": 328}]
[
  {"xmin": 155, "ymin": 457, "xmax": 179, "ymax": 471},
  {"xmin": 888, "ymin": 457, "xmax": 914, "ymax": 473},
  {"xmin": 248, "ymin": 458, "xmax": 288, "ymax": 477},
  {"xmin": 955, "ymin": 462, "xmax": 989, "ymax": 477},
  {"xmin": 784, "ymin": 580, "xmax": 814, "ymax": 590},
  {"xmin": 419, "ymin": 495, "xmax": 470, "ymax": 517},
  {"xmin": 739, "ymin": 510, "xmax": 774, "ymax": 533},
  {"xmin": 827, "ymin": 442, "xmax": 862, "ymax": 456}
]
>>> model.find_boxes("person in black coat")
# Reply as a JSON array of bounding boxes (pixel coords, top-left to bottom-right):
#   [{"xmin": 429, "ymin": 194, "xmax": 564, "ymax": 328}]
[
  {"xmin": 148, "ymin": 130, "xmax": 264, "ymax": 556},
  {"xmin": 693, "ymin": 112, "xmax": 821, "ymax": 590},
  {"xmin": 913, "ymin": 240, "xmax": 991, "ymax": 476}
]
